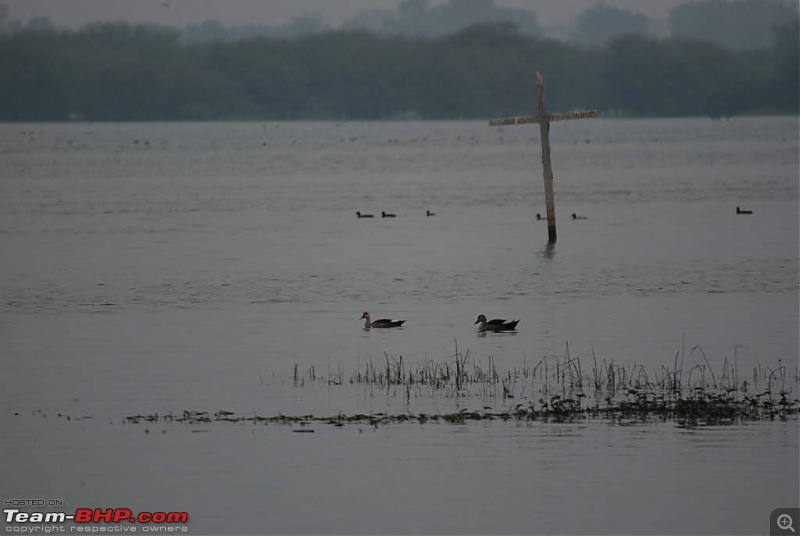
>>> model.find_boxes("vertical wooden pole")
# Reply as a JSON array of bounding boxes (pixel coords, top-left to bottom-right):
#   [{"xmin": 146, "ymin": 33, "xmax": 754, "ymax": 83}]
[{"xmin": 536, "ymin": 70, "xmax": 557, "ymax": 244}]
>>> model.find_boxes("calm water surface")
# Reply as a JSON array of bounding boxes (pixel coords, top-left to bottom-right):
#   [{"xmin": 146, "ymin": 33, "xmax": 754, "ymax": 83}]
[{"xmin": 1, "ymin": 118, "xmax": 798, "ymax": 535}]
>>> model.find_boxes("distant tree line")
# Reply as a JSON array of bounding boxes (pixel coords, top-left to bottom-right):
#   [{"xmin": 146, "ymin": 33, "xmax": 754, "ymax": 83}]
[
  {"xmin": 179, "ymin": 0, "xmax": 798, "ymax": 50},
  {"xmin": 340, "ymin": 0, "xmax": 542, "ymax": 39},
  {"xmin": 0, "ymin": 20, "xmax": 797, "ymax": 121},
  {"xmin": 2, "ymin": 0, "xmax": 797, "ymax": 47},
  {"xmin": 668, "ymin": 0, "xmax": 798, "ymax": 49}
]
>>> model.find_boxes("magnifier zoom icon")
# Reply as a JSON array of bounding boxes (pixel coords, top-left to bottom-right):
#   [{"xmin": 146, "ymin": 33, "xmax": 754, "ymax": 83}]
[{"xmin": 778, "ymin": 514, "xmax": 796, "ymax": 532}]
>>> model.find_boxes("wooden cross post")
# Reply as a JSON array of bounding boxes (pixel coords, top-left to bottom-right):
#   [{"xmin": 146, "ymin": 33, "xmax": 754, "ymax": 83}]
[{"xmin": 489, "ymin": 70, "xmax": 598, "ymax": 244}]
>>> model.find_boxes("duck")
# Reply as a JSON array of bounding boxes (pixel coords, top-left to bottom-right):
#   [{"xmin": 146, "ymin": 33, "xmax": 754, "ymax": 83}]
[
  {"xmin": 361, "ymin": 312, "xmax": 405, "ymax": 329},
  {"xmin": 356, "ymin": 211, "xmax": 374, "ymax": 218},
  {"xmin": 571, "ymin": 213, "xmax": 587, "ymax": 220},
  {"xmin": 381, "ymin": 211, "xmax": 396, "ymax": 218},
  {"xmin": 426, "ymin": 210, "xmax": 436, "ymax": 217},
  {"xmin": 474, "ymin": 314, "xmax": 520, "ymax": 332},
  {"xmin": 736, "ymin": 206, "xmax": 753, "ymax": 215}
]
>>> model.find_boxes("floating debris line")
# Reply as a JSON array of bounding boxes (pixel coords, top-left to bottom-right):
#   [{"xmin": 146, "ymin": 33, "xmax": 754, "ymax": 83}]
[{"xmin": 122, "ymin": 389, "xmax": 800, "ymax": 430}]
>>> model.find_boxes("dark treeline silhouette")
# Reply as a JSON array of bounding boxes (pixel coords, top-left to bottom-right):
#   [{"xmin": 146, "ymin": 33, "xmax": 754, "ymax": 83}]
[
  {"xmin": 341, "ymin": 0, "xmax": 542, "ymax": 38},
  {"xmin": 669, "ymin": 0, "xmax": 798, "ymax": 49},
  {"xmin": 1, "ymin": 0, "xmax": 796, "ymax": 46},
  {"xmin": 0, "ymin": 21, "xmax": 797, "ymax": 121}
]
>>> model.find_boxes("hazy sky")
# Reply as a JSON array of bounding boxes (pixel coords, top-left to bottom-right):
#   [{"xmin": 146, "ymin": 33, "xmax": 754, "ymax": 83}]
[{"xmin": 3, "ymin": 0, "xmax": 689, "ymax": 28}]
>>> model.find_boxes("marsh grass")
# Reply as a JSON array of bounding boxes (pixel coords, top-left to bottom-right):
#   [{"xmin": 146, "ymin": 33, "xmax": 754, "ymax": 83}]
[{"xmin": 124, "ymin": 341, "xmax": 799, "ymax": 428}]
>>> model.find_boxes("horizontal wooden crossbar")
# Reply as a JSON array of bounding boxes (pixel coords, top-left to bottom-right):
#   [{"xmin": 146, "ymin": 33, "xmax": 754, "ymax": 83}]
[{"xmin": 489, "ymin": 109, "xmax": 599, "ymax": 126}]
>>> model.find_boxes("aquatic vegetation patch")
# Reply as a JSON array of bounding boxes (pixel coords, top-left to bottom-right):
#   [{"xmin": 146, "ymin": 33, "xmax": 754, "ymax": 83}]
[{"xmin": 120, "ymin": 346, "xmax": 799, "ymax": 429}]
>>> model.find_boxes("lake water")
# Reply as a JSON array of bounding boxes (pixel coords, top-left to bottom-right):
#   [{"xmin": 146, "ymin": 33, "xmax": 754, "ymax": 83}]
[{"xmin": 1, "ymin": 117, "xmax": 798, "ymax": 535}]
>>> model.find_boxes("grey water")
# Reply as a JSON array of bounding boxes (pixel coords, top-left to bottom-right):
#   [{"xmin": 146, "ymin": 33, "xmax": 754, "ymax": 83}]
[{"xmin": 1, "ymin": 117, "xmax": 798, "ymax": 535}]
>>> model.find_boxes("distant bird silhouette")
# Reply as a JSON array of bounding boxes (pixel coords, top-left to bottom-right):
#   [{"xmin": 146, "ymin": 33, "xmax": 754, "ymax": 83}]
[
  {"xmin": 356, "ymin": 211, "xmax": 374, "ymax": 218},
  {"xmin": 426, "ymin": 210, "xmax": 436, "ymax": 217},
  {"xmin": 381, "ymin": 211, "xmax": 396, "ymax": 218},
  {"xmin": 571, "ymin": 213, "xmax": 587, "ymax": 220},
  {"xmin": 536, "ymin": 213, "xmax": 543, "ymax": 221},
  {"xmin": 736, "ymin": 206, "xmax": 753, "ymax": 215}
]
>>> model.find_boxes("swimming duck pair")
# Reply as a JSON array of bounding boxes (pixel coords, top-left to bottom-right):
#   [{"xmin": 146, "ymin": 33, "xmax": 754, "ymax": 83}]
[
  {"xmin": 536, "ymin": 213, "xmax": 587, "ymax": 220},
  {"xmin": 356, "ymin": 211, "xmax": 397, "ymax": 218},
  {"xmin": 360, "ymin": 312, "xmax": 519, "ymax": 332}
]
